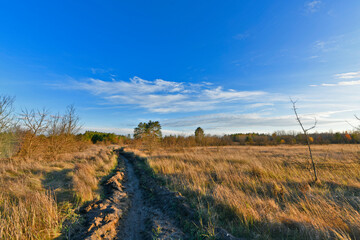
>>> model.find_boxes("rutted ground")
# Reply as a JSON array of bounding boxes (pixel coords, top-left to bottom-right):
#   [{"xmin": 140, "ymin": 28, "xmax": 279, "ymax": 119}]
[
  {"xmin": 117, "ymin": 150, "xmax": 242, "ymax": 240},
  {"xmin": 72, "ymin": 149, "xmax": 186, "ymax": 240},
  {"xmin": 117, "ymin": 154, "xmax": 184, "ymax": 240},
  {"xmin": 116, "ymin": 154, "xmax": 146, "ymax": 239},
  {"xmin": 73, "ymin": 149, "xmax": 242, "ymax": 240}
]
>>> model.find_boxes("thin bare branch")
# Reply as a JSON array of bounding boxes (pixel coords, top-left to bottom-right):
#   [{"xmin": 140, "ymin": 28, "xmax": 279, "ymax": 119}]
[
  {"xmin": 20, "ymin": 108, "xmax": 49, "ymax": 135},
  {"xmin": 291, "ymin": 98, "xmax": 318, "ymax": 182},
  {"xmin": 305, "ymin": 118, "xmax": 317, "ymax": 132},
  {"xmin": 0, "ymin": 95, "xmax": 15, "ymax": 132}
]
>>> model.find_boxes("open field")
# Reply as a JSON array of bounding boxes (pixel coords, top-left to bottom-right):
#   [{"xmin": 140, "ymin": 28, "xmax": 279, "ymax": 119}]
[
  {"xmin": 0, "ymin": 145, "xmax": 118, "ymax": 239},
  {"xmin": 2, "ymin": 142, "xmax": 360, "ymax": 239},
  {"xmin": 133, "ymin": 145, "xmax": 360, "ymax": 239}
]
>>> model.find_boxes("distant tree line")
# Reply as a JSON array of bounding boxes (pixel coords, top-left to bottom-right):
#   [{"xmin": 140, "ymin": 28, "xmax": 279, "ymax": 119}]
[
  {"xmin": 133, "ymin": 123, "xmax": 360, "ymax": 151},
  {"xmin": 161, "ymin": 131, "xmax": 360, "ymax": 148},
  {"xmin": 80, "ymin": 131, "xmax": 128, "ymax": 144},
  {"xmin": 229, "ymin": 131, "xmax": 359, "ymax": 145}
]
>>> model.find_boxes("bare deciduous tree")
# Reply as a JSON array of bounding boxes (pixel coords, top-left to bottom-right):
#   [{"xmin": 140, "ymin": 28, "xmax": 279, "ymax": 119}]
[
  {"xmin": 291, "ymin": 99, "xmax": 318, "ymax": 182},
  {"xmin": 47, "ymin": 105, "xmax": 82, "ymax": 158},
  {"xmin": 62, "ymin": 104, "xmax": 81, "ymax": 135},
  {"xmin": 20, "ymin": 108, "xmax": 49, "ymax": 159},
  {"xmin": 0, "ymin": 95, "xmax": 16, "ymax": 158},
  {"xmin": 0, "ymin": 95, "xmax": 15, "ymax": 132},
  {"xmin": 47, "ymin": 113, "xmax": 65, "ymax": 157},
  {"xmin": 21, "ymin": 108, "xmax": 49, "ymax": 135}
]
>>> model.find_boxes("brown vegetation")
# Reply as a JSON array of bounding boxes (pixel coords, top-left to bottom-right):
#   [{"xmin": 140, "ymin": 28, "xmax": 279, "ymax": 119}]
[
  {"xmin": 0, "ymin": 95, "xmax": 125, "ymax": 239},
  {"xmin": 0, "ymin": 145, "xmax": 118, "ymax": 239},
  {"xmin": 135, "ymin": 145, "xmax": 360, "ymax": 239}
]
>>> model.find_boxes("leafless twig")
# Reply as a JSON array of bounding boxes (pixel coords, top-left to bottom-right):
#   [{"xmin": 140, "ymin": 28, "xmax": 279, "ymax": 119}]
[
  {"xmin": 291, "ymin": 98, "xmax": 318, "ymax": 182},
  {"xmin": 0, "ymin": 95, "xmax": 15, "ymax": 132}
]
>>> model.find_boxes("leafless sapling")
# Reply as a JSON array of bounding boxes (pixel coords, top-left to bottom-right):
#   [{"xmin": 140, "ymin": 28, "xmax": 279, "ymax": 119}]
[{"xmin": 291, "ymin": 99, "xmax": 318, "ymax": 182}]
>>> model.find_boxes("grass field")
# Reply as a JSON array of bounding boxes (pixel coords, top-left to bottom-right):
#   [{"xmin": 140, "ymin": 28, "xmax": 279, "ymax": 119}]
[
  {"xmin": 137, "ymin": 145, "xmax": 360, "ymax": 239},
  {"xmin": 0, "ymin": 145, "xmax": 118, "ymax": 239}
]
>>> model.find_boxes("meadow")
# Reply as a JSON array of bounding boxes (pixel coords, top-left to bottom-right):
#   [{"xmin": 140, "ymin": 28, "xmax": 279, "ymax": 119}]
[
  {"xmin": 136, "ymin": 144, "xmax": 360, "ymax": 239},
  {"xmin": 0, "ymin": 145, "xmax": 118, "ymax": 239}
]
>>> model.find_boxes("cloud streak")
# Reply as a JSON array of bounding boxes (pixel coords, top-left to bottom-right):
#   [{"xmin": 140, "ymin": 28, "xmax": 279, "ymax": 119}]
[
  {"xmin": 162, "ymin": 110, "xmax": 350, "ymax": 133},
  {"xmin": 335, "ymin": 71, "xmax": 360, "ymax": 79},
  {"xmin": 57, "ymin": 71, "xmax": 360, "ymax": 134},
  {"xmin": 70, "ymin": 76, "xmax": 269, "ymax": 113},
  {"xmin": 310, "ymin": 70, "xmax": 360, "ymax": 87}
]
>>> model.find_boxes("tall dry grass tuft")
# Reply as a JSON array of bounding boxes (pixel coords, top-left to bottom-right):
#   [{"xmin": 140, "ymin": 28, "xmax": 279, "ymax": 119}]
[
  {"xmin": 72, "ymin": 163, "xmax": 98, "ymax": 203},
  {"xmin": 143, "ymin": 145, "xmax": 360, "ymax": 239},
  {"xmin": 71, "ymin": 148, "xmax": 118, "ymax": 203},
  {"xmin": 0, "ymin": 191, "xmax": 59, "ymax": 240},
  {"xmin": 0, "ymin": 145, "xmax": 119, "ymax": 238}
]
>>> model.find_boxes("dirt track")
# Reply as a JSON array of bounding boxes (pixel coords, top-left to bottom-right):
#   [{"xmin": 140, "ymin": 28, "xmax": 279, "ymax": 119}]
[
  {"xmin": 116, "ymin": 155, "xmax": 147, "ymax": 239},
  {"xmin": 71, "ymin": 150, "xmax": 242, "ymax": 240},
  {"xmin": 117, "ymin": 154, "xmax": 185, "ymax": 240},
  {"xmin": 71, "ymin": 150, "xmax": 184, "ymax": 239}
]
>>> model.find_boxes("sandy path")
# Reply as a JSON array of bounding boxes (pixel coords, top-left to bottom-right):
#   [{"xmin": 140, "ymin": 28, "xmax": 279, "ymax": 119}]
[{"xmin": 117, "ymin": 155, "xmax": 147, "ymax": 240}]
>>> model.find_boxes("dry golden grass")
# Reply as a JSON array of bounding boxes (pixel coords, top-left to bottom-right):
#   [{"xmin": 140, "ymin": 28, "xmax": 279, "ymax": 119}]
[
  {"xmin": 140, "ymin": 145, "xmax": 360, "ymax": 239},
  {"xmin": 0, "ymin": 145, "xmax": 118, "ymax": 239},
  {"xmin": 0, "ymin": 191, "xmax": 60, "ymax": 239},
  {"xmin": 72, "ymin": 148, "xmax": 118, "ymax": 203}
]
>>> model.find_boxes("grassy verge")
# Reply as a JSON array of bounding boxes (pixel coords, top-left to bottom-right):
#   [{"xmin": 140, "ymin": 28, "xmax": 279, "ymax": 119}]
[
  {"xmin": 0, "ymin": 145, "xmax": 119, "ymax": 239},
  {"xmin": 120, "ymin": 149, "xmax": 221, "ymax": 239},
  {"xmin": 131, "ymin": 145, "xmax": 360, "ymax": 240}
]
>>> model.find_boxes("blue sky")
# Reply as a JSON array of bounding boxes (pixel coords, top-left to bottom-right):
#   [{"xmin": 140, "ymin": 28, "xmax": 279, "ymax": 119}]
[{"xmin": 1, "ymin": 0, "xmax": 360, "ymax": 135}]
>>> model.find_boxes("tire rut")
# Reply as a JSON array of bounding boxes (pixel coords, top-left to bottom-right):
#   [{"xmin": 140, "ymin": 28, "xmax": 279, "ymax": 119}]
[
  {"xmin": 117, "ymin": 154, "xmax": 185, "ymax": 240},
  {"xmin": 117, "ymin": 155, "xmax": 146, "ymax": 239},
  {"xmin": 72, "ymin": 150, "xmax": 242, "ymax": 240},
  {"xmin": 118, "ymin": 150, "xmax": 245, "ymax": 240}
]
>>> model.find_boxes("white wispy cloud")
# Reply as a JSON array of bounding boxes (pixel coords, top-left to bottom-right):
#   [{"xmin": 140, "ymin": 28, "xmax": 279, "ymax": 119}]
[
  {"xmin": 76, "ymin": 77, "xmax": 185, "ymax": 95},
  {"xmin": 328, "ymin": 80, "xmax": 360, "ymax": 86},
  {"xmin": 247, "ymin": 103, "xmax": 274, "ymax": 108},
  {"xmin": 69, "ymin": 76, "xmax": 270, "ymax": 113},
  {"xmin": 310, "ymin": 70, "xmax": 360, "ymax": 87},
  {"xmin": 313, "ymin": 39, "xmax": 340, "ymax": 52},
  {"xmin": 58, "ymin": 73, "xmax": 360, "ymax": 134},
  {"xmin": 162, "ymin": 110, "xmax": 349, "ymax": 134},
  {"xmin": 335, "ymin": 71, "xmax": 360, "ymax": 79},
  {"xmin": 305, "ymin": 0, "xmax": 322, "ymax": 13},
  {"xmin": 203, "ymin": 87, "xmax": 265, "ymax": 101},
  {"xmin": 163, "ymin": 113, "xmax": 296, "ymax": 128}
]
